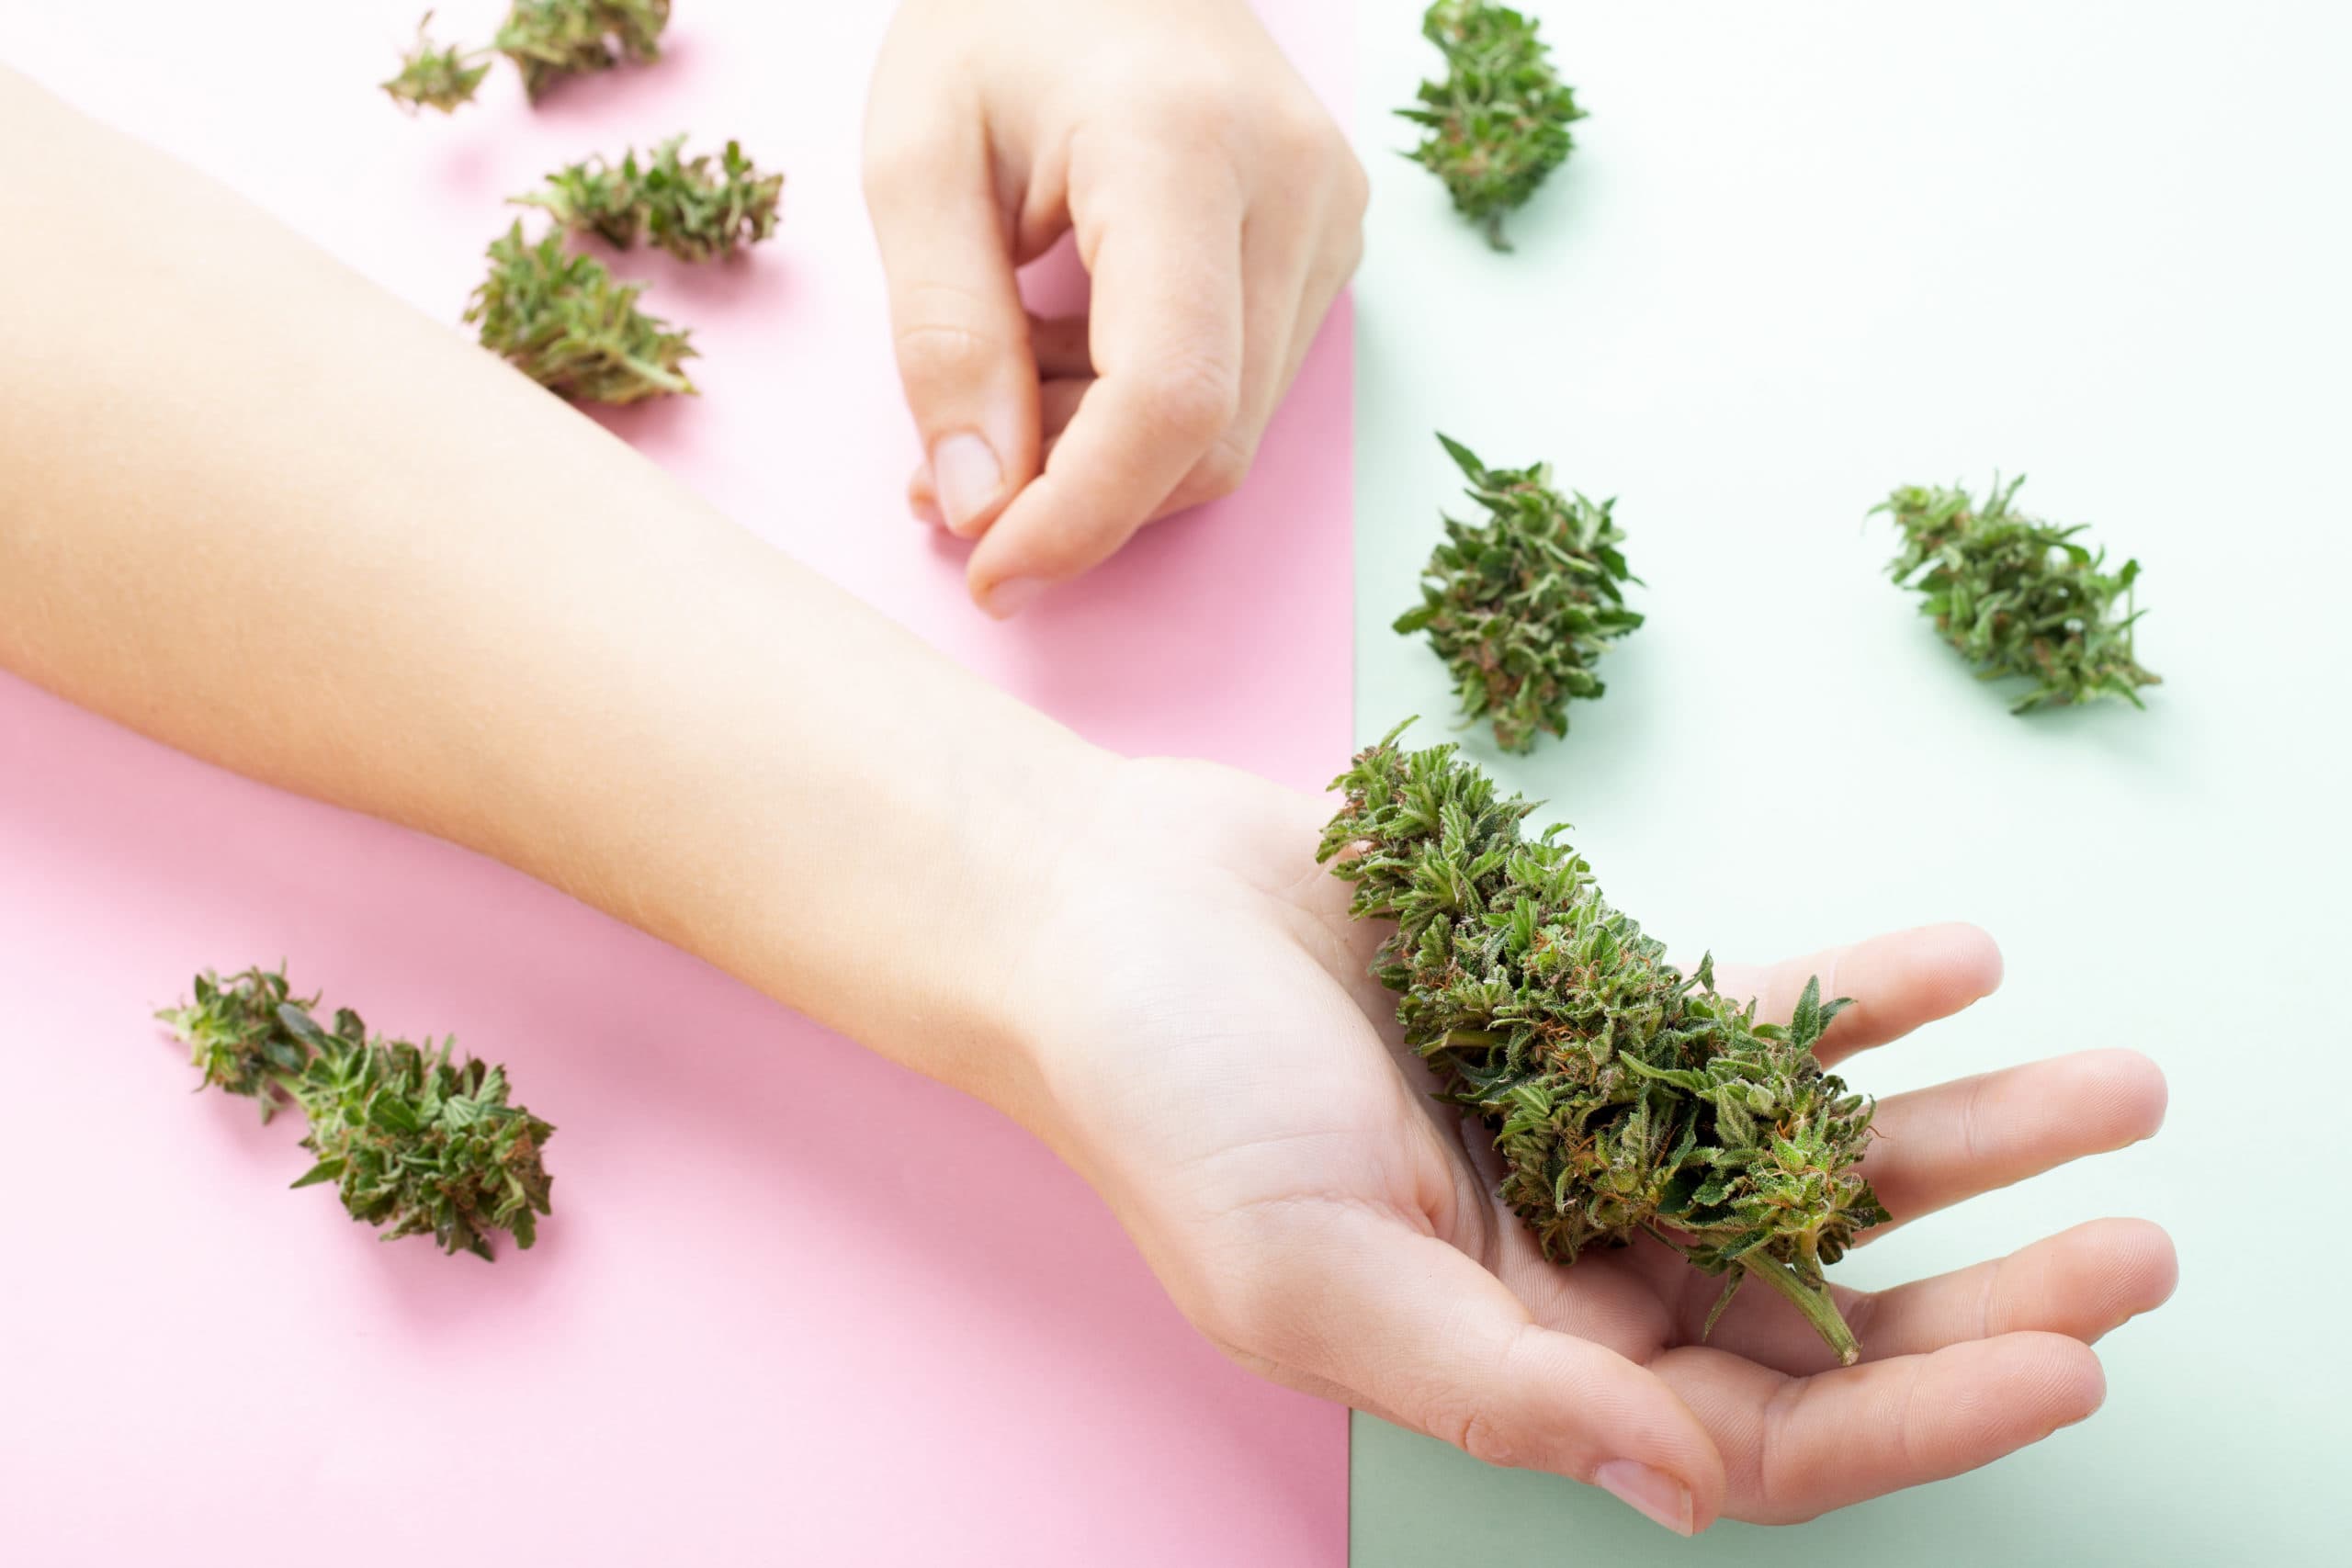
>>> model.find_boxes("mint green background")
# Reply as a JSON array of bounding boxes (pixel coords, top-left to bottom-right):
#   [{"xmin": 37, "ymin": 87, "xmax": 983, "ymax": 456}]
[{"xmin": 1347, "ymin": 3, "xmax": 2349, "ymax": 1561}]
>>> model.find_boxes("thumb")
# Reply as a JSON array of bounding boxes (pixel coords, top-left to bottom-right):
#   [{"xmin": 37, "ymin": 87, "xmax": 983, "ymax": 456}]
[
  {"xmin": 1249, "ymin": 1206, "xmax": 1725, "ymax": 1535},
  {"xmin": 862, "ymin": 112, "xmax": 1039, "ymax": 538}
]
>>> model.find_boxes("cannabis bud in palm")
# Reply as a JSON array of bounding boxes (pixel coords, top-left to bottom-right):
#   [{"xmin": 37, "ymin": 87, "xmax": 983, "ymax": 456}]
[
  {"xmin": 518, "ymin": 136, "xmax": 785, "ymax": 263},
  {"xmin": 467, "ymin": 220, "xmax": 697, "ymax": 403},
  {"xmin": 1396, "ymin": 434, "xmax": 1641, "ymax": 753},
  {"xmin": 382, "ymin": 12, "xmax": 492, "ymax": 114},
  {"xmin": 1875, "ymin": 477, "xmax": 2158, "ymax": 713},
  {"xmin": 159, "ymin": 968, "xmax": 554, "ymax": 1260},
  {"xmin": 1398, "ymin": 0, "xmax": 1586, "ymax": 250},
  {"xmin": 495, "ymin": 0, "xmax": 672, "ymax": 102},
  {"xmin": 1318, "ymin": 726, "xmax": 1885, "ymax": 1362}
]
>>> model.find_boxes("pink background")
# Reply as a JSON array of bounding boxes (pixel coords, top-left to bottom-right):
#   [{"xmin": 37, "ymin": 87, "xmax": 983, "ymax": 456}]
[{"xmin": 0, "ymin": 3, "xmax": 1352, "ymax": 1562}]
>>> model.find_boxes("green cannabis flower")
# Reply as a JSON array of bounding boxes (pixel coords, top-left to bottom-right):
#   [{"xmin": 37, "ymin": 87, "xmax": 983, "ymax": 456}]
[
  {"xmin": 1875, "ymin": 477, "xmax": 2159, "ymax": 713},
  {"xmin": 1319, "ymin": 726, "xmax": 1886, "ymax": 1362},
  {"xmin": 1396, "ymin": 434, "xmax": 1641, "ymax": 753},
  {"xmin": 1398, "ymin": 0, "xmax": 1587, "ymax": 250},
  {"xmin": 495, "ymin": 0, "xmax": 672, "ymax": 102},
  {"xmin": 382, "ymin": 12, "xmax": 492, "ymax": 114},
  {"xmin": 517, "ymin": 136, "xmax": 785, "ymax": 263},
  {"xmin": 466, "ymin": 220, "xmax": 697, "ymax": 403},
  {"xmin": 159, "ymin": 968, "xmax": 554, "ymax": 1259}
]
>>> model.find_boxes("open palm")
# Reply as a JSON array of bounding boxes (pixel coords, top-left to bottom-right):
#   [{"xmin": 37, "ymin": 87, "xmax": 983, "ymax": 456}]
[{"xmin": 1017, "ymin": 758, "xmax": 2174, "ymax": 1534}]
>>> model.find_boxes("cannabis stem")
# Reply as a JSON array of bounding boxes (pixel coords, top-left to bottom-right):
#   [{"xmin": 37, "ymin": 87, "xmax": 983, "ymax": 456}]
[
  {"xmin": 1736, "ymin": 1253, "xmax": 1861, "ymax": 1366},
  {"xmin": 1320, "ymin": 725, "xmax": 1885, "ymax": 1361}
]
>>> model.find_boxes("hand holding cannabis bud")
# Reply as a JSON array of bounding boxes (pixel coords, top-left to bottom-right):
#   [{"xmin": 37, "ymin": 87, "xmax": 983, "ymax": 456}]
[
  {"xmin": 1014, "ymin": 758, "xmax": 2170, "ymax": 1532},
  {"xmin": 865, "ymin": 0, "xmax": 1368, "ymax": 616}
]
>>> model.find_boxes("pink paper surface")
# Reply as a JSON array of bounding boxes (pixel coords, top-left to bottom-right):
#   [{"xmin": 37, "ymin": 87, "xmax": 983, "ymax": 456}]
[{"xmin": 0, "ymin": 4, "xmax": 1352, "ymax": 1562}]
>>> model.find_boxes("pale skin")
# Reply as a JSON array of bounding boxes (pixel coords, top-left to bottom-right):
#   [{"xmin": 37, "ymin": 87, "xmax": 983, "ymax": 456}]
[
  {"xmin": 0, "ymin": 53, "xmax": 2171, "ymax": 1542},
  {"xmin": 865, "ymin": 0, "xmax": 1368, "ymax": 616}
]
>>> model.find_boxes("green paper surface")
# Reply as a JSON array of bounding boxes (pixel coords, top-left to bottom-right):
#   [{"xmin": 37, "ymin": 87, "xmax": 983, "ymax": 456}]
[{"xmin": 1347, "ymin": 3, "xmax": 2350, "ymax": 1562}]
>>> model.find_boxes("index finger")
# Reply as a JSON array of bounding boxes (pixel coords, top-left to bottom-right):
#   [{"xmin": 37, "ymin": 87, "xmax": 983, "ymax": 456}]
[{"xmin": 965, "ymin": 159, "xmax": 1245, "ymax": 615}]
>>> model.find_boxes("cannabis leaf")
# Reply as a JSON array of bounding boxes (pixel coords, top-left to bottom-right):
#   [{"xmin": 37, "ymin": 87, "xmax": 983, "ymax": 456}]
[
  {"xmin": 1397, "ymin": 0, "xmax": 1586, "ymax": 250},
  {"xmin": 1874, "ymin": 477, "xmax": 2159, "ymax": 713},
  {"xmin": 465, "ymin": 220, "xmax": 697, "ymax": 404},
  {"xmin": 158, "ymin": 968, "xmax": 555, "ymax": 1260},
  {"xmin": 517, "ymin": 136, "xmax": 785, "ymax": 263},
  {"xmin": 1318, "ymin": 725, "xmax": 1885, "ymax": 1362},
  {"xmin": 1396, "ymin": 434, "xmax": 1642, "ymax": 753}
]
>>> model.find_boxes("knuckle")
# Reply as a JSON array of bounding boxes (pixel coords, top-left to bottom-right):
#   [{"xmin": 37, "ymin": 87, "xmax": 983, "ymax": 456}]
[
  {"xmin": 1125, "ymin": 71, "xmax": 1250, "ymax": 149},
  {"xmin": 1191, "ymin": 434, "xmax": 1253, "ymax": 501},
  {"xmin": 861, "ymin": 138, "xmax": 930, "ymax": 207},
  {"xmin": 1452, "ymin": 1404, "xmax": 1521, "ymax": 1470},
  {"xmin": 892, "ymin": 307, "xmax": 1007, "ymax": 391},
  {"xmin": 1337, "ymin": 149, "xmax": 1372, "ymax": 220},
  {"xmin": 1141, "ymin": 356, "xmax": 1241, "ymax": 445},
  {"xmin": 1267, "ymin": 100, "xmax": 1342, "ymax": 168},
  {"xmin": 1183, "ymin": 1242, "xmax": 1303, "ymax": 1360},
  {"xmin": 1418, "ymin": 1322, "xmax": 1531, "ymax": 1470}
]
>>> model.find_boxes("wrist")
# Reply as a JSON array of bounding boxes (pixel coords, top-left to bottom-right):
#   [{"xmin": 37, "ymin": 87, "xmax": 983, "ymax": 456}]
[{"xmin": 906, "ymin": 716, "xmax": 1120, "ymax": 1122}]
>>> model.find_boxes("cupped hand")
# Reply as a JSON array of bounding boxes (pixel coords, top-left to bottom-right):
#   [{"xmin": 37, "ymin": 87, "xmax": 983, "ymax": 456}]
[
  {"xmin": 862, "ymin": 0, "xmax": 1366, "ymax": 617},
  {"xmin": 1007, "ymin": 759, "xmax": 2175, "ymax": 1535}
]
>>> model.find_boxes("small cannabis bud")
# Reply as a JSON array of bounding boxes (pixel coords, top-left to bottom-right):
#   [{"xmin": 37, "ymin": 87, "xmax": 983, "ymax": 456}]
[
  {"xmin": 495, "ymin": 0, "xmax": 672, "ymax": 102},
  {"xmin": 1398, "ymin": 0, "xmax": 1587, "ymax": 250},
  {"xmin": 1875, "ymin": 477, "xmax": 2159, "ymax": 713},
  {"xmin": 158, "ymin": 968, "xmax": 554, "ymax": 1259},
  {"xmin": 516, "ymin": 136, "xmax": 784, "ymax": 263},
  {"xmin": 1396, "ymin": 434, "xmax": 1641, "ymax": 753},
  {"xmin": 1319, "ymin": 726, "xmax": 1885, "ymax": 1362},
  {"xmin": 382, "ymin": 12, "xmax": 492, "ymax": 114},
  {"xmin": 466, "ymin": 220, "xmax": 697, "ymax": 403}
]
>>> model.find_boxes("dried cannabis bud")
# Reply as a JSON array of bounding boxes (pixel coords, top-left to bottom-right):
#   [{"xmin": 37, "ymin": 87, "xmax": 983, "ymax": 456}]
[
  {"xmin": 382, "ymin": 12, "xmax": 492, "ymax": 114},
  {"xmin": 158, "ymin": 968, "xmax": 554, "ymax": 1259},
  {"xmin": 516, "ymin": 136, "xmax": 784, "ymax": 263},
  {"xmin": 466, "ymin": 220, "xmax": 697, "ymax": 403},
  {"xmin": 1319, "ymin": 726, "xmax": 1886, "ymax": 1362},
  {"xmin": 1396, "ymin": 434, "xmax": 1641, "ymax": 753},
  {"xmin": 1875, "ymin": 477, "xmax": 2159, "ymax": 713},
  {"xmin": 494, "ymin": 0, "xmax": 672, "ymax": 102},
  {"xmin": 1398, "ymin": 0, "xmax": 1587, "ymax": 250}
]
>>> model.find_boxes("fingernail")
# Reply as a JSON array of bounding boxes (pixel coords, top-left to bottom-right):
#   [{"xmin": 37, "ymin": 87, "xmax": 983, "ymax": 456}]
[
  {"xmin": 1594, "ymin": 1461, "xmax": 1693, "ymax": 1537},
  {"xmin": 981, "ymin": 576, "xmax": 1046, "ymax": 620},
  {"xmin": 931, "ymin": 432, "xmax": 1002, "ymax": 536}
]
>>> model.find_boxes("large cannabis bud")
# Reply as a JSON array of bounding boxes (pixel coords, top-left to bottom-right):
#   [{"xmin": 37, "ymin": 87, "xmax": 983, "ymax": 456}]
[
  {"xmin": 1396, "ymin": 434, "xmax": 1641, "ymax": 753},
  {"xmin": 1319, "ymin": 727, "xmax": 1885, "ymax": 1362},
  {"xmin": 466, "ymin": 221, "xmax": 697, "ymax": 403},
  {"xmin": 495, "ymin": 0, "xmax": 672, "ymax": 102},
  {"xmin": 516, "ymin": 136, "xmax": 785, "ymax": 263},
  {"xmin": 158, "ymin": 968, "xmax": 554, "ymax": 1259},
  {"xmin": 1875, "ymin": 477, "xmax": 2159, "ymax": 713},
  {"xmin": 383, "ymin": 2, "xmax": 671, "ymax": 112},
  {"xmin": 381, "ymin": 12, "xmax": 492, "ymax": 115},
  {"xmin": 1398, "ymin": 0, "xmax": 1587, "ymax": 250}
]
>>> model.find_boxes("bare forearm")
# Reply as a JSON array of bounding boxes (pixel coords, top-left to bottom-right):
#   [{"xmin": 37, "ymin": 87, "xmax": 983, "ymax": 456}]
[{"xmin": 0, "ymin": 71, "xmax": 1098, "ymax": 1108}]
